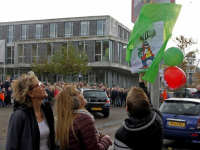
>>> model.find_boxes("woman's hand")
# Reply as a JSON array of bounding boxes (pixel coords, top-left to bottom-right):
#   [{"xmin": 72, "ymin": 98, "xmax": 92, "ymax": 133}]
[{"xmin": 103, "ymin": 135, "xmax": 113, "ymax": 145}]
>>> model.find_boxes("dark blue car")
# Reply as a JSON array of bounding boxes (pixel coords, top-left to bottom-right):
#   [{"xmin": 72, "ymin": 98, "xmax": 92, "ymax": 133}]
[{"xmin": 160, "ymin": 98, "xmax": 200, "ymax": 143}]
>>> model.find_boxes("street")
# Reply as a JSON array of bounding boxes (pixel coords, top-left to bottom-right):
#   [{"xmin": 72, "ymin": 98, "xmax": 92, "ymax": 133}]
[{"xmin": 0, "ymin": 106, "xmax": 199, "ymax": 150}]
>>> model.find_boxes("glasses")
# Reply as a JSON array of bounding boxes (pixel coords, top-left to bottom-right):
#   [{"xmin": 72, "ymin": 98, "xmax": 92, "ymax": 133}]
[{"xmin": 29, "ymin": 82, "xmax": 42, "ymax": 91}]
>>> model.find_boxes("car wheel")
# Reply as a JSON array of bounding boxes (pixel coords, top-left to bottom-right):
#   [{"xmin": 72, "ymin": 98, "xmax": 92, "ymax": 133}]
[
  {"xmin": 173, "ymin": 94, "xmax": 177, "ymax": 98},
  {"xmin": 103, "ymin": 112, "xmax": 109, "ymax": 118}
]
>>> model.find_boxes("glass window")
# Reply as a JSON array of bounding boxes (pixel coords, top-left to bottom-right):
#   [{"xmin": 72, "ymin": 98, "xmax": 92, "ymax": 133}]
[
  {"xmin": 97, "ymin": 20, "xmax": 106, "ymax": 36},
  {"xmin": 32, "ymin": 43, "xmax": 39, "ymax": 62},
  {"xmin": 0, "ymin": 26, "xmax": 2, "ymax": 38},
  {"xmin": 21, "ymin": 25, "xmax": 29, "ymax": 40},
  {"xmin": 35, "ymin": 24, "xmax": 43, "ymax": 39},
  {"xmin": 118, "ymin": 26, "xmax": 121, "ymax": 38},
  {"xmin": 49, "ymin": 23, "xmax": 57, "ymax": 38},
  {"xmin": 7, "ymin": 25, "xmax": 15, "ymax": 43},
  {"xmin": 102, "ymin": 41, "xmax": 109, "ymax": 62},
  {"xmin": 47, "ymin": 43, "xmax": 55, "ymax": 57},
  {"xmin": 80, "ymin": 21, "xmax": 89, "ymax": 36},
  {"xmin": 95, "ymin": 41, "xmax": 101, "ymax": 62},
  {"xmin": 6, "ymin": 46, "xmax": 14, "ymax": 64},
  {"xmin": 64, "ymin": 22, "xmax": 73, "ymax": 37},
  {"xmin": 18, "ymin": 44, "xmax": 25, "ymax": 63},
  {"xmin": 78, "ymin": 41, "xmax": 87, "ymax": 53},
  {"xmin": 161, "ymin": 101, "xmax": 200, "ymax": 116}
]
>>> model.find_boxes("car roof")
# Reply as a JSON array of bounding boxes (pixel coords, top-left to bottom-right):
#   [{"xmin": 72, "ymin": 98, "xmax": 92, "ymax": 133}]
[{"xmin": 165, "ymin": 98, "xmax": 200, "ymax": 103}]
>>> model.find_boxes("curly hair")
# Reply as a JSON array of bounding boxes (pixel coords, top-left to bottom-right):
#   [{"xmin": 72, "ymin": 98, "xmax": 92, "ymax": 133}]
[{"xmin": 11, "ymin": 71, "xmax": 38, "ymax": 106}]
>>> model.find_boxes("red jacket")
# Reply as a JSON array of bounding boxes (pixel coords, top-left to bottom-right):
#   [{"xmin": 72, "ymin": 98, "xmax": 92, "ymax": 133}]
[
  {"xmin": 0, "ymin": 93, "xmax": 4, "ymax": 101},
  {"xmin": 67, "ymin": 113, "xmax": 110, "ymax": 150}
]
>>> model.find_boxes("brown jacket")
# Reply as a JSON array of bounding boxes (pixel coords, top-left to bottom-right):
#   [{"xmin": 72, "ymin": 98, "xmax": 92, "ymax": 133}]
[{"xmin": 67, "ymin": 113, "xmax": 110, "ymax": 150}]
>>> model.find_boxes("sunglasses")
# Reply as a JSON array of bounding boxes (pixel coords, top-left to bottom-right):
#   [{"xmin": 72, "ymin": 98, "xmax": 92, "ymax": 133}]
[{"xmin": 29, "ymin": 82, "xmax": 42, "ymax": 91}]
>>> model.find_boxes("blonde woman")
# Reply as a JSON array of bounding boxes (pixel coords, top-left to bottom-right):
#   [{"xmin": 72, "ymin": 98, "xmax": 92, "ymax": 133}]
[
  {"xmin": 6, "ymin": 71, "xmax": 56, "ymax": 150},
  {"xmin": 55, "ymin": 85, "xmax": 112, "ymax": 150}
]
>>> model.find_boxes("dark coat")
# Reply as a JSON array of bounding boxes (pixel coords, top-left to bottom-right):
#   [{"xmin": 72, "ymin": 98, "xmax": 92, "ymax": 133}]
[
  {"xmin": 114, "ymin": 107, "xmax": 163, "ymax": 150},
  {"xmin": 67, "ymin": 113, "xmax": 110, "ymax": 150},
  {"xmin": 111, "ymin": 90, "xmax": 117, "ymax": 100},
  {"xmin": 194, "ymin": 91, "xmax": 200, "ymax": 99},
  {"xmin": 6, "ymin": 102, "xmax": 56, "ymax": 150}
]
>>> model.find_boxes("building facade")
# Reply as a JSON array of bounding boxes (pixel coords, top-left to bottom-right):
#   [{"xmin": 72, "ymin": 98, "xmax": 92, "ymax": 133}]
[{"xmin": 0, "ymin": 15, "xmax": 138, "ymax": 88}]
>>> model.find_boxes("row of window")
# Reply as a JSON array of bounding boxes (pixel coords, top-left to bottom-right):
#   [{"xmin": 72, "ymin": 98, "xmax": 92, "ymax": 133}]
[
  {"xmin": 0, "ymin": 20, "xmax": 107, "ymax": 43},
  {"xmin": 6, "ymin": 41, "xmax": 127, "ymax": 66}
]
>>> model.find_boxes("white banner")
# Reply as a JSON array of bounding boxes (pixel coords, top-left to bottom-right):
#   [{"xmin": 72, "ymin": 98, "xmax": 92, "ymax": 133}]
[
  {"xmin": 130, "ymin": 21, "xmax": 164, "ymax": 73},
  {"xmin": 0, "ymin": 40, "xmax": 5, "ymax": 64}
]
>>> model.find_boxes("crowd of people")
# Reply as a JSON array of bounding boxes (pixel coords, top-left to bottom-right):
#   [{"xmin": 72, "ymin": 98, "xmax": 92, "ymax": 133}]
[{"xmin": 2, "ymin": 71, "xmax": 200, "ymax": 150}]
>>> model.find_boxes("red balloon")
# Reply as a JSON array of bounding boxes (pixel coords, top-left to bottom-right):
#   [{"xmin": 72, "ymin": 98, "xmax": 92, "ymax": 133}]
[{"xmin": 164, "ymin": 67, "xmax": 186, "ymax": 90}]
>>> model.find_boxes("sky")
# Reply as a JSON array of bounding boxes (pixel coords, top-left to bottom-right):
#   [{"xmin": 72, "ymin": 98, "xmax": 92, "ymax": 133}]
[{"xmin": 0, "ymin": 0, "xmax": 199, "ymax": 61}]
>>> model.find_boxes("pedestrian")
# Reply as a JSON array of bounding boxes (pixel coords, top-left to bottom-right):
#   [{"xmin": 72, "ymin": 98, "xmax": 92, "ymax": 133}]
[
  {"xmin": 160, "ymin": 89, "xmax": 168, "ymax": 102},
  {"xmin": 55, "ymin": 85, "xmax": 112, "ymax": 150},
  {"xmin": 6, "ymin": 87, "xmax": 12, "ymax": 106},
  {"xmin": 194, "ymin": 85, "xmax": 200, "ymax": 99},
  {"xmin": 0, "ymin": 89, "xmax": 5, "ymax": 107},
  {"xmin": 5, "ymin": 71, "xmax": 56, "ymax": 150},
  {"xmin": 111, "ymin": 88, "xmax": 117, "ymax": 106},
  {"xmin": 114, "ymin": 86, "xmax": 163, "ymax": 150}
]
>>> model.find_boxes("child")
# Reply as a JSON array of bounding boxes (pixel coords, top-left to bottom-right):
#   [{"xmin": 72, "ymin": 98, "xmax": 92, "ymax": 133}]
[{"xmin": 0, "ymin": 89, "xmax": 5, "ymax": 107}]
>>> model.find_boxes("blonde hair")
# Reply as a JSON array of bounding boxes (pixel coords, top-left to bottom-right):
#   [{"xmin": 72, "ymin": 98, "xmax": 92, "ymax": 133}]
[
  {"xmin": 11, "ymin": 71, "xmax": 38, "ymax": 106},
  {"xmin": 126, "ymin": 87, "xmax": 150, "ymax": 118},
  {"xmin": 55, "ymin": 85, "xmax": 80, "ymax": 150}
]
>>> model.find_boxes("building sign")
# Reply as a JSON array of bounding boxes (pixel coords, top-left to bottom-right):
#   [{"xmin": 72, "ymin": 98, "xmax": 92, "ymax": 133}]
[
  {"xmin": 0, "ymin": 40, "xmax": 5, "ymax": 64},
  {"xmin": 131, "ymin": 0, "xmax": 175, "ymax": 23}
]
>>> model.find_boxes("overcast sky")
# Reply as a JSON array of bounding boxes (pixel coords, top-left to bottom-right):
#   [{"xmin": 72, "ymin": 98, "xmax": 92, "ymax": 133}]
[{"xmin": 0, "ymin": 0, "xmax": 199, "ymax": 59}]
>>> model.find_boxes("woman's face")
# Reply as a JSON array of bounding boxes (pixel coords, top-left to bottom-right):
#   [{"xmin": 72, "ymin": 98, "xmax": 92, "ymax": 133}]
[
  {"xmin": 29, "ymin": 81, "xmax": 48, "ymax": 100},
  {"xmin": 76, "ymin": 90, "xmax": 87, "ymax": 108}
]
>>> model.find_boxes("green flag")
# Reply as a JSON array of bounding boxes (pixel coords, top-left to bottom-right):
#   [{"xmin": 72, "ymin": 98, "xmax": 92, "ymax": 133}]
[{"xmin": 126, "ymin": 3, "xmax": 182, "ymax": 83}]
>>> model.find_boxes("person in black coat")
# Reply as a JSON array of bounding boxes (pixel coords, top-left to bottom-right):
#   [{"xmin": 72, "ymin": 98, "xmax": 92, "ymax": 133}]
[
  {"xmin": 114, "ymin": 87, "xmax": 163, "ymax": 150},
  {"xmin": 111, "ymin": 88, "xmax": 117, "ymax": 106},
  {"xmin": 6, "ymin": 71, "xmax": 56, "ymax": 150}
]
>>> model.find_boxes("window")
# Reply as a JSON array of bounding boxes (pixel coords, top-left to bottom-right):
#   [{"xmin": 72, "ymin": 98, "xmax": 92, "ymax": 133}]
[
  {"xmin": 97, "ymin": 20, "xmax": 106, "ymax": 36},
  {"xmin": 49, "ymin": 23, "xmax": 57, "ymax": 38},
  {"xmin": 102, "ymin": 41, "xmax": 109, "ymax": 62},
  {"xmin": 122, "ymin": 28, "xmax": 124, "ymax": 39},
  {"xmin": 95, "ymin": 40, "xmax": 109, "ymax": 62},
  {"xmin": 0, "ymin": 26, "xmax": 2, "ymax": 38},
  {"xmin": 95, "ymin": 41, "xmax": 101, "ymax": 62},
  {"xmin": 18, "ymin": 44, "xmax": 25, "ymax": 63},
  {"xmin": 7, "ymin": 25, "xmax": 15, "ymax": 43},
  {"xmin": 118, "ymin": 43, "xmax": 121, "ymax": 63},
  {"xmin": 32, "ymin": 44, "xmax": 40, "ymax": 62},
  {"xmin": 80, "ymin": 21, "xmax": 89, "ymax": 36},
  {"xmin": 47, "ymin": 43, "xmax": 55, "ymax": 57},
  {"xmin": 64, "ymin": 22, "xmax": 73, "ymax": 37},
  {"xmin": 78, "ymin": 41, "xmax": 87, "ymax": 53},
  {"xmin": 35, "ymin": 24, "xmax": 43, "ymax": 39},
  {"xmin": 6, "ymin": 46, "xmax": 14, "ymax": 64},
  {"xmin": 118, "ymin": 26, "xmax": 121, "ymax": 38},
  {"xmin": 21, "ymin": 25, "xmax": 29, "ymax": 40}
]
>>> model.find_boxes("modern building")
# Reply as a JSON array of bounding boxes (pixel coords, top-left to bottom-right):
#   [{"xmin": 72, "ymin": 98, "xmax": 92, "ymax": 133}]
[{"xmin": 0, "ymin": 15, "xmax": 138, "ymax": 88}]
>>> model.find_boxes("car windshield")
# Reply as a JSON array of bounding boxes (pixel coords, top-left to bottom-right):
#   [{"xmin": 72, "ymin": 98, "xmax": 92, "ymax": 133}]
[
  {"xmin": 83, "ymin": 91, "xmax": 107, "ymax": 98},
  {"xmin": 161, "ymin": 101, "xmax": 200, "ymax": 116}
]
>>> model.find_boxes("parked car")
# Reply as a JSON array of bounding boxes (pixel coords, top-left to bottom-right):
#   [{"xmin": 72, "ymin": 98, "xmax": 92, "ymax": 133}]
[
  {"xmin": 173, "ymin": 88, "xmax": 197, "ymax": 98},
  {"xmin": 160, "ymin": 98, "xmax": 200, "ymax": 143},
  {"xmin": 80, "ymin": 88, "xmax": 110, "ymax": 117}
]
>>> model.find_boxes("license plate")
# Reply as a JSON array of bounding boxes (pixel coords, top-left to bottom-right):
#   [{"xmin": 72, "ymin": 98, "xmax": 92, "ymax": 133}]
[
  {"xmin": 92, "ymin": 107, "xmax": 102, "ymax": 111},
  {"xmin": 169, "ymin": 121, "xmax": 185, "ymax": 127}
]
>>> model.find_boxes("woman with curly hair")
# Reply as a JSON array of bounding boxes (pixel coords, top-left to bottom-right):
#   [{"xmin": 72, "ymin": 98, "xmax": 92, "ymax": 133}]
[
  {"xmin": 55, "ymin": 85, "xmax": 112, "ymax": 150},
  {"xmin": 6, "ymin": 71, "xmax": 56, "ymax": 150}
]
